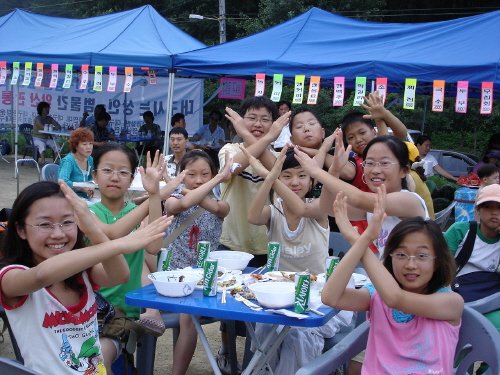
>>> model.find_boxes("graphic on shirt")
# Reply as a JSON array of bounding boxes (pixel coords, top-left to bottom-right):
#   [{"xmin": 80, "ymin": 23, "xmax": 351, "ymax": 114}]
[
  {"xmin": 59, "ymin": 331, "xmax": 105, "ymax": 374},
  {"xmin": 282, "ymin": 242, "xmax": 312, "ymax": 258},
  {"xmin": 382, "ymin": 331, "xmax": 442, "ymax": 374},
  {"xmin": 378, "ymin": 228, "xmax": 390, "ymax": 249}
]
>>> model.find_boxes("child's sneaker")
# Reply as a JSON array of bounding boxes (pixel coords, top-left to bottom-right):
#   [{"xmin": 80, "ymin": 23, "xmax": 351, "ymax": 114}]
[{"xmin": 216, "ymin": 347, "xmax": 242, "ymax": 375}]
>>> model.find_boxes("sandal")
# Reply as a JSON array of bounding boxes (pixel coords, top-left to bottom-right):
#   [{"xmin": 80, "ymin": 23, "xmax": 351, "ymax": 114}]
[{"xmin": 137, "ymin": 317, "xmax": 166, "ymax": 337}]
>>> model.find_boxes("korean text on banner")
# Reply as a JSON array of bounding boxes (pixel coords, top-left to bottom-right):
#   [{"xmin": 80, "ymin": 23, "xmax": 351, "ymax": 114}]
[
  {"xmin": 22, "ymin": 62, "xmax": 32, "ymax": 86},
  {"xmin": 403, "ymin": 79, "xmax": 417, "ymax": 110},
  {"xmin": 107, "ymin": 67, "xmax": 117, "ymax": 92},
  {"xmin": 307, "ymin": 76, "xmax": 321, "ymax": 105},
  {"xmin": 62, "ymin": 64, "xmax": 73, "ymax": 89},
  {"xmin": 255, "ymin": 73, "xmax": 265, "ymax": 97},
  {"xmin": 0, "ymin": 62, "xmax": 6, "ymax": 85},
  {"xmin": 432, "ymin": 80, "xmax": 445, "ymax": 112},
  {"xmin": 123, "ymin": 67, "xmax": 133, "ymax": 93},
  {"xmin": 50, "ymin": 64, "xmax": 59, "ymax": 89},
  {"xmin": 455, "ymin": 81, "xmax": 469, "ymax": 113},
  {"xmin": 333, "ymin": 77, "xmax": 345, "ymax": 106},
  {"xmin": 480, "ymin": 82, "xmax": 494, "ymax": 114},
  {"xmin": 34, "ymin": 63, "xmax": 44, "ymax": 87},
  {"xmin": 79, "ymin": 65, "xmax": 89, "ymax": 90},
  {"xmin": 93, "ymin": 66, "xmax": 103, "ymax": 91},
  {"xmin": 353, "ymin": 77, "xmax": 366, "ymax": 106},
  {"xmin": 375, "ymin": 78, "xmax": 387, "ymax": 103},
  {"xmin": 11, "ymin": 62, "xmax": 20, "ymax": 85},
  {"xmin": 293, "ymin": 75, "xmax": 305, "ymax": 104},
  {"xmin": 271, "ymin": 74, "xmax": 283, "ymax": 102}
]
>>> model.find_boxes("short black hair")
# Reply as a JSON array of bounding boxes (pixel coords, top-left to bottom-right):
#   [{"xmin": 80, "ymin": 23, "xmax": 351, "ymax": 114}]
[
  {"xmin": 209, "ymin": 110, "xmax": 223, "ymax": 121},
  {"xmin": 37, "ymin": 101, "xmax": 50, "ymax": 115},
  {"xmin": 92, "ymin": 142, "xmax": 138, "ymax": 173},
  {"xmin": 96, "ymin": 111, "xmax": 111, "ymax": 122},
  {"xmin": 142, "ymin": 110, "xmax": 154, "ymax": 120},
  {"xmin": 477, "ymin": 163, "xmax": 499, "ymax": 179},
  {"xmin": 169, "ymin": 127, "xmax": 188, "ymax": 139},
  {"xmin": 415, "ymin": 135, "xmax": 431, "ymax": 146},
  {"xmin": 238, "ymin": 96, "xmax": 278, "ymax": 121},
  {"xmin": 277, "ymin": 100, "xmax": 292, "ymax": 109},
  {"xmin": 171, "ymin": 113, "xmax": 185, "ymax": 126},
  {"xmin": 289, "ymin": 107, "xmax": 323, "ymax": 132}
]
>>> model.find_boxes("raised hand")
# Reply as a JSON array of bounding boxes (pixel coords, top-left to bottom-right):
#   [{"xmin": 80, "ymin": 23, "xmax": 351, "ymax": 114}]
[
  {"xmin": 267, "ymin": 111, "xmax": 291, "ymax": 141},
  {"xmin": 294, "ymin": 145, "xmax": 321, "ymax": 178},
  {"xmin": 225, "ymin": 107, "xmax": 250, "ymax": 140},
  {"xmin": 360, "ymin": 91, "xmax": 387, "ymax": 121},
  {"xmin": 365, "ymin": 185, "xmax": 387, "ymax": 242},
  {"xmin": 59, "ymin": 179, "xmax": 100, "ymax": 235},
  {"xmin": 218, "ymin": 150, "xmax": 233, "ymax": 183},
  {"xmin": 268, "ymin": 145, "xmax": 288, "ymax": 181},
  {"xmin": 160, "ymin": 170, "xmax": 187, "ymax": 200},
  {"xmin": 140, "ymin": 150, "xmax": 165, "ymax": 195},
  {"xmin": 120, "ymin": 216, "xmax": 173, "ymax": 254},
  {"xmin": 330, "ymin": 129, "xmax": 352, "ymax": 174},
  {"xmin": 241, "ymin": 146, "xmax": 270, "ymax": 179}
]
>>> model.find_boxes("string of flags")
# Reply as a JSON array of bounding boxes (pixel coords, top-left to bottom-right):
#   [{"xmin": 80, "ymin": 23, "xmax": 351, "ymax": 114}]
[
  {"xmin": 0, "ymin": 62, "xmax": 158, "ymax": 92},
  {"xmin": 254, "ymin": 73, "xmax": 494, "ymax": 115}
]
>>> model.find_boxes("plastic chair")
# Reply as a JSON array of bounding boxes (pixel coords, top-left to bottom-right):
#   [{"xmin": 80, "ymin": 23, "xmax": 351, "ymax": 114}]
[
  {"xmin": 0, "ymin": 306, "xmax": 23, "ymax": 363},
  {"xmin": 466, "ymin": 290, "xmax": 500, "ymax": 315},
  {"xmin": 434, "ymin": 200, "xmax": 456, "ymax": 230},
  {"xmin": 18, "ymin": 124, "xmax": 38, "ymax": 166},
  {"xmin": 0, "ymin": 357, "xmax": 42, "ymax": 374},
  {"xmin": 295, "ymin": 306, "xmax": 500, "ymax": 375},
  {"xmin": 328, "ymin": 232, "xmax": 352, "ymax": 258},
  {"xmin": 41, "ymin": 163, "xmax": 59, "ymax": 182}
]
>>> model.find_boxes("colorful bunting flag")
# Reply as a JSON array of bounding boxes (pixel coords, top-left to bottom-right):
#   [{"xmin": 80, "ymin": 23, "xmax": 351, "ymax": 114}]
[
  {"xmin": 255, "ymin": 73, "xmax": 265, "ymax": 97},
  {"xmin": 79, "ymin": 64, "xmax": 89, "ymax": 90},
  {"xmin": 403, "ymin": 79, "xmax": 417, "ymax": 109},
  {"xmin": 50, "ymin": 64, "xmax": 58, "ymax": 88},
  {"xmin": 333, "ymin": 77, "xmax": 345, "ymax": 106},
  {"xmin": 480, "ymin": 82, "xmax": 493, "ymax": 114},
  {"xmin": 62, "ymin": 64, "xmax": 73, "ymax": 88},
  {"xmin": 123, "ymin": 67, "xmax": 133, "ymax": 93},
  {"xmin": 455, "ymin": 81, "xmax": 468, "ymax": 113},
  {"xmin": 270, "ymin": 74, "xmax": 283, "ymax": 102},
  {"xmin": 353, "ymin": 77, "xmax": 366, "ymax": 106},
  {"xmin": 432, "ymin": 80, "xmax": 445, "ymax": 112},
  {"xmin": 307, "ymin": 76, "xmax": 321, "ymax": 105}
]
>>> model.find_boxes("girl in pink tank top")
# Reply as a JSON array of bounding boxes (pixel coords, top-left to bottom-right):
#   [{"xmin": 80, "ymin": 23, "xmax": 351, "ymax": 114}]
[{"xmin": 322, "ymin": 187, "xmax": 464, "ymax": 375}]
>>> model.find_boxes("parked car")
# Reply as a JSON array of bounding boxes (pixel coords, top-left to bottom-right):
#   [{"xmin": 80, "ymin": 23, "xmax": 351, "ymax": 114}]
[{"xmin": 428, "ymin": 149, "xmax": 478, "ymax": 177}]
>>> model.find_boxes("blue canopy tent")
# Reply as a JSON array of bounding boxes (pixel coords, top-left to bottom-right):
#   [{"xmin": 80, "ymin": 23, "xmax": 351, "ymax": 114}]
[
  {"xmin": 0, "ymin": 5, "xmax": 207, "ymax": 161},
  {"xmin": 174, "ymin": 7, "xmax": 500, "ymax": 92}
]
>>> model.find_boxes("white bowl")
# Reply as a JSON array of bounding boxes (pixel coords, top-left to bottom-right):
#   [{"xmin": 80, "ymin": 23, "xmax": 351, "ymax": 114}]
[
  {"xmin": 248, "ymin": 282, "xmax": 295, "ymax": 309},
  {"xmin": 148, "ymin": 271, "xmax": 199, "ymax": 297},
  {"xmin": 209, "ymin": 251, "xmax": 254, "ymax": 270}
]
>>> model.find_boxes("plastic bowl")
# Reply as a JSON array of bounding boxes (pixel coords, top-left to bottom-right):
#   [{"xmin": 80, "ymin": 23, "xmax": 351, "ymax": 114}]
[
  {"xmin": 248, "ymin": 282, "xmax": 295, "ymax": 309},
  {"xmin": 148, "ymin": 271, "xmax": 199, "ymax": 297},
  {"xmin": 209, "ymin": 251, "xmax": 254, "ymax": 270}
]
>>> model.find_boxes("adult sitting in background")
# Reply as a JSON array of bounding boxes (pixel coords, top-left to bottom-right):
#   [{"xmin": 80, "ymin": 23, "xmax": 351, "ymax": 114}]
[
  {"xmin": 90, "ymin": 112, "xmax": 117, "ymax": 154},
  {"xmin": 164, "ymin": 127, "xmax": 189, "ymax": 180},
  {"xmin": 405, "ymin": 141, "xmax": 435, "ymax": 219},
  {"xmin": 473, "ymin": 148, "xmax": 500, "ymax": 178},
  {"xmin": 171, "ymin": 112, "xmax": 186, "ymax": 128},
  {"xmin": 192, "ymin": 110, "xmax": 225, "ymax": 168},
  {"xmin": 33, "ymin": 101, "xmax": 61, "ymax": 165},
  {"xmin": 415, "ymin": 135, "xmax": 458, "ymax": 182},
  {"xmin": 79, "ymin": 104, "xmax": 106, "ymax": 128},
  {"xmin": 58, "ymin": 128, "xmax": 97, "ymax": 202},
  {"xmin": 136, "ymin": 111, "xmax": 162, "ymax": 162}
]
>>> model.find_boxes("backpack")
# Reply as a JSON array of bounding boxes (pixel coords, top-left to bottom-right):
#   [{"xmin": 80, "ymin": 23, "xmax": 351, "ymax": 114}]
[
  {"xmin": 0, "ymin": 139, "xmax": 11, "ymax": 155},
  {"xmin": 95, "ymin": 291, "xmax": 145, "ymax": 375}
]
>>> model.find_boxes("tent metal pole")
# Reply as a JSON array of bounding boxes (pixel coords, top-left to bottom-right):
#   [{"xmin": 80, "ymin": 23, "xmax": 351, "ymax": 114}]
[
  {"xmin": 164, "ymin": 70, "xmax": 176, "ymax": 154},
  {"xmin": 420, "ymin": 95, "xmax": 428, "ymax": 135},
  {"xmin": 14, "ymin": 83, "xmax": 19, "ymax": 177}
]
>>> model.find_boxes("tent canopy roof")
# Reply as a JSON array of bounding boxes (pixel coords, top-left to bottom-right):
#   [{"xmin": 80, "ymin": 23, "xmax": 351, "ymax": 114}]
[
  {"xmin": 174, "ymin": 7, "xmax": 500, "ymax": 86},
  {"xmin": 0, "ymin": 5, "xmax": 206, "ymax": 69}
]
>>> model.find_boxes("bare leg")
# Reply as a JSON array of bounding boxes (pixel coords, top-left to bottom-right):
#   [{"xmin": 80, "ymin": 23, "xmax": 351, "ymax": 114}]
[
  {"xmin": 346, "ymin": 360, "xmax": 362, "ymax": 375},
  {"xmin": 172, "ymin": 313, "xmax": 198, "ymax": 375},
  {"xmin": 100, "ymin": 337, "xmax": 117, "ymax": 375},
  {"xmin": 139, "ymin": 259, "xmax": 165, "ymax": 335},
  {"xmin": 40, "ymin": 150, "xmax": 46, "ymax": 164}
]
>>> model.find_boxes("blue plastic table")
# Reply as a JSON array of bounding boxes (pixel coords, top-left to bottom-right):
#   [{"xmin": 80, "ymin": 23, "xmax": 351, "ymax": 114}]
[{"xmin": 125, "ymin": 274, "xmax": 339, "ymax": 375}]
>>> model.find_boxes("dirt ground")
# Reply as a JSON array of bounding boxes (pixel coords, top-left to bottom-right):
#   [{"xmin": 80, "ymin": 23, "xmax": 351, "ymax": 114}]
[{"xmin": 0, "ymin": 153, "xmax": 247, "ymax": 374}]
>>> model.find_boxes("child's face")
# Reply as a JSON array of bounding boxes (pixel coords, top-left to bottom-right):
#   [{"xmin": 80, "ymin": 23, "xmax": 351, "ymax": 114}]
[
  {"xmin": 93, "ymin": 150, "xmax": 133, "ymax": 199},
  {"xmin": 169, "ymin": 134, "xmax": 188, "ymax": 154},
  {"xmin": 17, "ymin": 197, "xmax": 77, "ymax": 265},
  {"xmin": 279, "ymin": 166, "xmax": 312, "ymax": 199},
  {"xmin": 390, "ymin": 230, "xmax": 436, "ymax": 294},
  {"xmin": 477, "ymin": 201, "xmax": 500, "ymax": 234},
  {"xmin": 290, "ymin": 111, "xmax": 325, "ymax": 149},
  {"xmin": 76, "ymin": 141, "xmax": 93, "ymax": 158},
  {"xmin": 183, "ymin": 158, "xmax": 213, "ymax": 190},
  {"xmin": 344, "ymin": 122, "xmax": 377, "ymax": 156},
  {"xmin": 482, "ymin": 172, "xmax": 499, "ymax": 186},
  {"xmin": 242, "ymin": 107, "xmax": 273, "ymax": 139},
  {"xmin": 363, "ymin": 142, "xmax": 406, "ymax": 194}
]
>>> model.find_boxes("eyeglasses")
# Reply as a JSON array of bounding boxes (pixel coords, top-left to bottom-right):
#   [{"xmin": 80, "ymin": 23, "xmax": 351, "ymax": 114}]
[
  {"xmin": 390, "ymin": 252, "xmax": 436, "ymax": 263},
  {"xmin": 293, "ymin": 120, "xmax": 319, "ymax": 130},
  {"xmin": 361, "ymin": 161, "xmax": 400, "ymax": 169},
  {"xmin": 25, "ymin": 220, "xmax": 76, "ymax": 233},
  {"xmin": 95, "ymin": 168, "xmax": 134, "ymax": 178},
  {"xmin": 243, "ymin": 116, "xmax": 272, "ymax": 125}
]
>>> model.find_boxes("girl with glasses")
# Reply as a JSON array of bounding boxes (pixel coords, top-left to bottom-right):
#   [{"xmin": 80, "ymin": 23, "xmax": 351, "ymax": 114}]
[
  {"xmin": 0, "ymin": 180, "xmax": 170, "ymax": 374},
  {"xmin": 323, "ymin": 188, "xmax": 462, "ymax": 375}
]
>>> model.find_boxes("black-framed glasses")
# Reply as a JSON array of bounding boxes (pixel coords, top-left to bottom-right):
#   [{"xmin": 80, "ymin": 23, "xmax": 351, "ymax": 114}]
[
  {"xmin": 25, "ymin": 220, "xmax": 76, "ymax": 233},
  {"xmin": 361, "ymin": 161, "xmax": 399, "ymax": 169},
  {"xmin": 390, "ymin": 252, "xmax": 436, "ymax": 264},
  {"xmin": 95, "ymin": 168, "xmax": 134, "ymax": 178}
]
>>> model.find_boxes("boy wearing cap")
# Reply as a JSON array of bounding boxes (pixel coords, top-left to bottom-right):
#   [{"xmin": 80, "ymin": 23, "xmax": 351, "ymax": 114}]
[{"xmin": 445, "ymin": 184, "xmax": 500, "ymax": 332}]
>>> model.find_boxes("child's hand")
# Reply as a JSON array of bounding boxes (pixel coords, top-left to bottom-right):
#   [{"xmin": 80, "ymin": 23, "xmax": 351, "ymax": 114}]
[
  {"xmin": 294, "ymin": 145, "xmax": 321, "ymax": 178},
  {"xmin": 333, "ymin": 192, "xmax": 360, "ymax": 243},
  {"xmin": 268, "ymin": 145, "xmax": 288, "ymax": 181},
  {"xmin": 218, "ymin": 150, "xmax": 233, "ymax": 183},
  {"xmin": 241, "ymin": 146, "xmax": 270, "ymax": 179},
  {"xmin": 330, "ymin": 129, "xmax": 352, "ymax": 174},
  {"xmin": 360, "ymin": 91, "xmax": 387, "ymax": 121},
  {"xmin": 225, "ymin": 107, "xmax": 250, "ymax": 140},
  {"xmin": 319, "ymin": 131, "xmax": 335, "ymax": 153},
  {"xmin": 364, "ymin": 185, "xmax": 387, "ymax": 242},
  {"xmin": 120, "ymin": 216, "xmax": 173, "ymax": 254},
  {"xmin": 160, "ymin": 170, "xmax": 187, "ymax": 200},
  {"xmin": 59, "ymin": 179, "xmax": 100, "ymax": 234},
  {"xmin": 268, "ymin": 111, "xmax": 291, "ymax": 140},
  {"xmin": 140, "ymin": 150, "xmax": 165, "ymax": 195}
]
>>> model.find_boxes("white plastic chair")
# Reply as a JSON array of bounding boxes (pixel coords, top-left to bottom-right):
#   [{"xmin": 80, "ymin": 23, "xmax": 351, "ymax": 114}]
[{"xmin": 0, "ymin": 357, "xmax": 42, "ymax": 374}]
